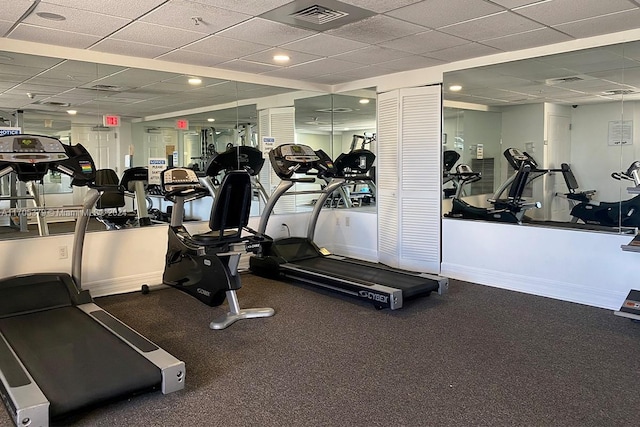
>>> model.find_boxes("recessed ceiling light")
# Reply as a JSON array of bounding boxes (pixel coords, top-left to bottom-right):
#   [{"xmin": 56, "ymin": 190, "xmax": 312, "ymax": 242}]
[
  {"xmin": 36, "ymin": 12, "xmax": 66, "ymax": 21},
  {"xmin": 449, "ymin": 85, "xmax": 462, "ymax": 92},
  {"xmin": 188, "ymin": 77, "xmax": 202, "ymax": 85},
  {"xmin": 359, "ymin": 99, "xmax": 370, "ymax": 104},
  {"xmin": 273, "ymin": 54, "xmax": 290, "ymax": 62},
  {"xmin": 207, "ymin": 118, "xmax": 215, "ymax": 122},
  {"xmin": 66, "ymin": 110, "xmax": 77, "ymax": 115}
]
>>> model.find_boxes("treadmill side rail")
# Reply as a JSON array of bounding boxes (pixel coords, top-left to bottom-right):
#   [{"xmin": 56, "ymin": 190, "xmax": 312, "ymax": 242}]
[
  {"xmin": 0, "ymin": 334, "xmax": 49, "ymax": 427},
  {"xmin": 281, "ymin": 264, "xmax": 404, "ymax": 309},
  {"xmin": 77, "ymin": 303, "xmax": 186, "ymax": 394}
]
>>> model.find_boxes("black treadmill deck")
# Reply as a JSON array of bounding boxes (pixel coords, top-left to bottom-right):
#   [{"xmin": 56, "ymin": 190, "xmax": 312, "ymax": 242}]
[
  {"xmin": 0, "ymin": 306, "xmax": 161, "ymax": 419},
  {"xmin": 292, "ymin": 256, "xmax": 439, "ymax": 299}
]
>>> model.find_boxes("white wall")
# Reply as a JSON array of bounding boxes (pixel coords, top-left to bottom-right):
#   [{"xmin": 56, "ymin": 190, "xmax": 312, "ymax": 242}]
[
  {"xmin": 0, "ymin": 208, "xmax": 377, "ymax": 297},
  {"xmin": 441, "ymin": 218, "xmax": 637, "ymax": 310},
  {"xmin": 569, "ymin": 101, "xmax": 639, "ymax": 202}
]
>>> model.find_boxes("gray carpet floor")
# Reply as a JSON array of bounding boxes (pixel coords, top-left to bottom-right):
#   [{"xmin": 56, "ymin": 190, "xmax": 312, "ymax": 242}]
[{"xmin": 1, "ymin": 274, "xmax": 639, "ymax": 427}]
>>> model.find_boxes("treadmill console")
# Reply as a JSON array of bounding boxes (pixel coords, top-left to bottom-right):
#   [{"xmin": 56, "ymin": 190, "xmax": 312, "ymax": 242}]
[
  {"xmin": 269, "ymin": 143, "xmax": 336, "ymax": 179},
  {"xmin": 162, "ymin": 167, "xmax": 202, "ymax": 192},
  {"xmin": 206, "ymin": 145, "xmax": 265, "ymax": 177},
  {"xmin": 0, "ymin": 135, "xmax": 67, "ymax": 163},
  {"xmin": 0, "ymin": 134, "xmax": 96, "ymax": 184}
]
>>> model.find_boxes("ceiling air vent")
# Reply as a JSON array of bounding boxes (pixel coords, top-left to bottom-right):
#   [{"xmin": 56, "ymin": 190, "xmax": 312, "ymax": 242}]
[
  {"xmin": 547, "ymin": 76, "xmax": 584, "ymax": 85},
  {"xmin": 260, "ymin": 0, "xmax": 375, "ymax": 31},
  {"xmin": 603, "ymin": 89, "xmax": 636, "ymax": 95},
  {"xmin": 90, "ymin": 84, "xmax": 127, "ymax": 92},
  {"xmin": 291, "ymin": 5, "xmax": 348, "ymax": 25},
  {"xmin": 34, "ymin": 101, "xmax": 71, "ymax": 107}
]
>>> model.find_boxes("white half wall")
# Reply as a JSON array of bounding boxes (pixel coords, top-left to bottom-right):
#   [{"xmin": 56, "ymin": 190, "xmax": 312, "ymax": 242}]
[
  {"xmin": 441, "ymin": 217, "xmax": 638, "ymax": 310},
  {"xmin": 0, "ymin": 208, "xmax": 378, "ymax": 298}
]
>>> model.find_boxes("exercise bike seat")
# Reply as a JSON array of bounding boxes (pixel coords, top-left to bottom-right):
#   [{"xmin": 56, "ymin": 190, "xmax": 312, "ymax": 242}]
[{"xmin": 191, "ymin": 171, "xmax": 253, "ymax": 248}]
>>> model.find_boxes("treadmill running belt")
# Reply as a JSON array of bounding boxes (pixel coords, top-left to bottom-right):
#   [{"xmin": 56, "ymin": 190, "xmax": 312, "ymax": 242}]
[
  {"xmin": 293, "ymin": 257, "xmax": 437, "ymax": 298},
  {"xmin": 0, "ymin": 306, "xmax": 161, "ymax": 419}
]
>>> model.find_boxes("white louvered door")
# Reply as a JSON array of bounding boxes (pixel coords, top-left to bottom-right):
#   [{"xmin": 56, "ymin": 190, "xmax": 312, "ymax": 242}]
[
  {"xmin": 258, "ymin": 107, "xmax": 296, "ymax": 214},
  {"xmin": 377, "ymin": 85, "xmax": 442, "ymax": 274},
  {"xmin": 377, "ymin": 91, "xmax": 400, "ymax": 268}
]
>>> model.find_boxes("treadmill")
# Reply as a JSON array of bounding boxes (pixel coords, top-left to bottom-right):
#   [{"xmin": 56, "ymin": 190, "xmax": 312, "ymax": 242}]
[
  {"xmin": 0, "ymin": 135, "xmax": 185, "ymax": 426},
  {"xmin": 249, "ymin": 143, "xmax": 448, "ymax": 310}
]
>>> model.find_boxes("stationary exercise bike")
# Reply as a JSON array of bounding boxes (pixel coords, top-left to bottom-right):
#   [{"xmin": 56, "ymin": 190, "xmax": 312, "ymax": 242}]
[
  {"xmin": 560, "ymin": 160, "xmax": 640, "ymax": 227},
  {"xmin": 159, "ymin": 167, "xmax": 275, "ymax": 329}
]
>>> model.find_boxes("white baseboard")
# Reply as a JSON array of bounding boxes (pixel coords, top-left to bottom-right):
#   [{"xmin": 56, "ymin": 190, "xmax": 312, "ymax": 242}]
[
  {"xmin": 85, "ymin": 271, "xmax": 163, "ymax": 298},
  {"xmin": 441, "ymin": 262, "xmax": 625, "ymax": 310}
]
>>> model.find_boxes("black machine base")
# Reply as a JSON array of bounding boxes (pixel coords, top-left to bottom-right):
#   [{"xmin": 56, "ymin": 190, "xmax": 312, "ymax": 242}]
[{"xmin": 614, "ymin": 289, "xmax": 640, "ymax": 320}]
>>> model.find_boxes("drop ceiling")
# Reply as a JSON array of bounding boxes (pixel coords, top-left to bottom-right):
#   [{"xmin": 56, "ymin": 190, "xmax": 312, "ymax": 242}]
[{"xmin": 2, "ymin": 0, "xmax": 640, "ymax": 122}]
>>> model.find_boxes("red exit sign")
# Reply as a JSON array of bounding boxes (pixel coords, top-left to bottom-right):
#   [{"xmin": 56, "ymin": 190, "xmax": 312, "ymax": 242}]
[
  {"xmin": 175, "ymin": 119, "xmax": 189, "ymax": 130},
  {"xmin": 102, "ymin": 115, "xmax": 120, "ymax": 127}
]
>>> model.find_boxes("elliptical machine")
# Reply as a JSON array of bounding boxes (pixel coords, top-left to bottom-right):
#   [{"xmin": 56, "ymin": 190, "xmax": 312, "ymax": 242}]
[
  {"xmin": 445, "ymin": 148, "xmax": 542, "ymax": 223},
  {"xmin": 159, "ymin": 167, "xmax": 275, "ymax": 329}
]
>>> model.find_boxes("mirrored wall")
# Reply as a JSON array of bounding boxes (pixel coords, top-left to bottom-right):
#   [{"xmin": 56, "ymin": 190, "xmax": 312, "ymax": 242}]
[
  {"xmin": 0, "ymin": 50, "xmax": 378, "ymax": 238},
  {"xmin": 442, "ymin": 40, "xmax": 640, "ymax": 233}
]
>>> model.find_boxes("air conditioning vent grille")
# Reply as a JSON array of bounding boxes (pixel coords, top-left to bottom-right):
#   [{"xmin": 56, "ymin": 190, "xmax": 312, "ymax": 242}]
[
  {"xmin": 603, "ymin": 89, "xmax": 636, "ymax": 95},
  {"xmin": 291, "ymin": 5, "xmax": 348, "ymax": 24}
]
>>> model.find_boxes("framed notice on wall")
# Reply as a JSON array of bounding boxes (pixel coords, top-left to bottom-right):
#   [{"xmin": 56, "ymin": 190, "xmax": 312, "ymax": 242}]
[{"xmin": 608, "ymin": 120, "xmax": 633, "ymax": 146}]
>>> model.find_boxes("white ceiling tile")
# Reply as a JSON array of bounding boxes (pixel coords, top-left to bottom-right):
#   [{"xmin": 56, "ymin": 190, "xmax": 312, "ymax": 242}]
[
  {"xmin": 340, "ymin": 0, "xmax": 421, "ymax": 13},
  {"xmin": 439, "ymin": 11, "xmax": 543, "ymax": 41},
  {"xmin": 8, "ymin": 24, "xmax": 102, "ymax": 49},
  {"xmin": 40, "ymin": 60, "xmax": 126, "ymax": 82},
  {"xmin": 429, "ymin": 43, "xmax": 502, "ymax": 62},
  {"xmin": 0, "ymin": 63, "xmax": 50, "ymax": 82},
  {"xmin": 305, "ymin": 74, "xmax": 357, "ymax": 85},
  {"xmin": 109, "ymin": 22, "xmax": 205, "ymax": 48},
  {"xmin": 329, "ymin": 65, "xmax": 395, "ymax": 80},
  {"xmin": 23, "ymin": 3, "xmax": 130, "ymax": 36},
  {"xmin": 92, "ymin": 69, "xmax": 179, "ymax": 88},
  {"xmin": 326, "ymin": 15, "xmax": 427, "ymax": 44},
  {"xmin": 242, "ymin": 48, "xmax": 322, "ymax": 66},
  {"xmin": 481, "ymin": 28, "xmax": 574, "ymax": 52},
  {"xmin": 188, "ymin": 0, "xmax": 293, "ymax": 15},
  {"xmin": 4, "ymin": 0, "xmax": 35, "ymax": 22},
  {"xmin": 0, "ymin": 94, "xmax": 31, "ymax": 109},
  {"xmin": 215, "ymin": 60, "xmax": 282, "ymax": 74},
  {"xmin": 217, "ymin": 18, "xmax": 317, "ymax": 45},
  {"xmin": 264, "ymin": 59, "xmax": 355, "ymax": 79},
  {"xmin": 89, "ymin": 39, "xmax": 172, "ymax": 58},
  {"xmin": 41, "ymin": 0, "xmax": 167, "ymax": 19},
  {"xmin": 140, "ymin": 0, "xmax": 251, "ymax": 35},
  {"xmin": 181, "ymin": 35, "xmax": 269, "ymax": 57},
  {"xmin": 539, "ymin": 49, "xmax": 638, "ymax": 74},
  {"xmin": 377, "ymin": 55, "xmax": 445, "ymax": 72},
  {"xmin": 555, "ymin": 9, "xmax": 640, "ymax": 39},
  {"xmin": 0, "ymin": 53, "xmax": 62, "ymax": 71},
  {"xmin": 331, "ymin": 45, "xmax": 412, "ymax": 64},
  {"xmin": 155, "ymin": 50, "xmax": 230, "ymax": 67},
  {"xmin": 281, "ymin": 34, "xmax": 368, "ymax": 57},
  {"xmin": 6, "ymin": 83, "xmax": 72, "ymax": 96},
  {"xmin": 484, "ymin": 61, "xmax": 575, "ymax": 81},
  {"xmin": 513, "ymin": 0, "xmax": 637, "ymax": 26},
  {"xmin": 0, "ymin": 20, "xmax": 14, "ymax": 35},
  {"xmin": 489, "ymin": 0, "xmax": 542, "ymax": 8},
  {"xmin": 387, "ymin": 0, "xmax": 504, "ymax": 29},
  {"xmin": 378, "ymin": 31, "xmax": 469, "ymax": 54}
]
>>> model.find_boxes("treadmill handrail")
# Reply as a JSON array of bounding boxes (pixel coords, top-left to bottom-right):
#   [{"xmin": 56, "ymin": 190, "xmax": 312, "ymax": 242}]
[
  {"xmin": 72, "ymin": 188, "xmax": 102, "ymax": 289},
  {"xmin": 306, "ymin": 177, "xmax": 346, "ymax": 241}
]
